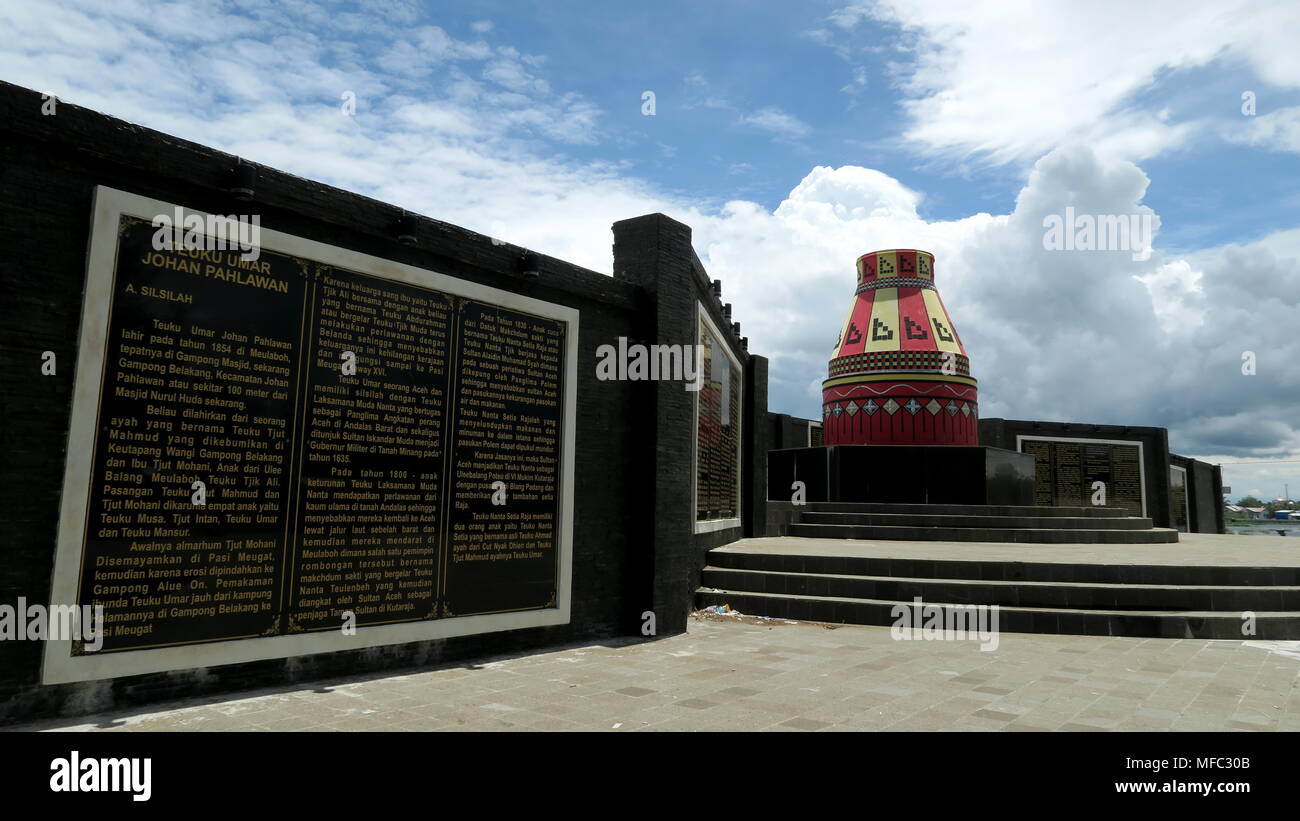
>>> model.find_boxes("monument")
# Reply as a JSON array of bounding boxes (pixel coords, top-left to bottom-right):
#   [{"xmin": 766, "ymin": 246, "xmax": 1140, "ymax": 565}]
[
  {"xmin": 768, "ymin": 250, "xmax": 1223, "ymax": 524},
  {"xmin": 770, "ymin": 249, "xmax": 1034, "ymax": 506},
  {"xmin": 823, "ymin": 250, "xmax": 977, "ymax": 446}
]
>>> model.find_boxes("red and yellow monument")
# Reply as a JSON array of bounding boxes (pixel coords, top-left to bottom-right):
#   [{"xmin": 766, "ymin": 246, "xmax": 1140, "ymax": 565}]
[{"xmin": 822, "ymin": 249, "xmax": 978, "ymax": 445}]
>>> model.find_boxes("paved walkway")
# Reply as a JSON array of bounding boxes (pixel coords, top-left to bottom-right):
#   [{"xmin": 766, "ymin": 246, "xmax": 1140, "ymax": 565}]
[{"xmin": 11, "ymin": 614, "xmax": 1300, "ymax": 732}]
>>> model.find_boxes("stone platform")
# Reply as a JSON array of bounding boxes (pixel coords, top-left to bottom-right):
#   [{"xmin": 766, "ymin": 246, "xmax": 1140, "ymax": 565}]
[{"xmin": 695, "ymin": 532, "xmax": 1300, "ymax": 639}]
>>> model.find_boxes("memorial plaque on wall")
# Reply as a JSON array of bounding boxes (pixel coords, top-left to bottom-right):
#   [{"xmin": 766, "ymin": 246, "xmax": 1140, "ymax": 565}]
[
  {"xmin": 809, "ymin": 423, "xmax": 824, "ymax": 448},
  {"xmin": 1016, "ymin": 435, "xmax": 1145, "ymax": 516},
  {"xmin": 694, "ymin": 304, "xmax": 743, "ymax": 530},
  {"xmin": 1170, "ymin": 466, "xmax": 1189, "ymax": 532},
  {"xmin": 45, "ymin": 187, "xmax": 577, "ymax": 683}
]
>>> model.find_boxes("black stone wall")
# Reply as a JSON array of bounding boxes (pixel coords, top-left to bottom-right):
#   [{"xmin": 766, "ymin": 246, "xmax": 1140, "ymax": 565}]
[
  {"xmin": 766, "ymin": 445, "xmax": 1035, "ymax": 507},
  {"xmin": 980, "ymin": 418, "xmax": 1173, "ymax": 527},
  {"xmin": 1170, "ymin": 453, "xmax": 1226, "ymax": 534},
  {"xmin": 610, "ymin": 215, "xmax": 764, "ymax": 634},
  {"xmin": 769, "ymin": 413, "xmax": 821, "ymax": 451},
  {"xmin": 0, "ymin": 82, "xmax": 765, "ymax": 723}
]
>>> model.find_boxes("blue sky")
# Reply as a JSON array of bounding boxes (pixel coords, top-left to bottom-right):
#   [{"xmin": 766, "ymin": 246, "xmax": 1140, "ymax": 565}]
[{"xmin": 4, "ymin": 0, "xmax": 1299, "ymax": 500}]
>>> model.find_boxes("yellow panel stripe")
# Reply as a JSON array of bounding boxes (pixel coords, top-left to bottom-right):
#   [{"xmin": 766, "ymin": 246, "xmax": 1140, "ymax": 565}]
[
  {"xmin": 874, "ymin": 250, "xmax": 898, "ymax": 278},
  {"xmin": 920, "ymin": 289, "xmax": 962, "ymax": 355},
  {"xmin": 864, "ymin": 287, "xmax": 899, "ymax": 352}
]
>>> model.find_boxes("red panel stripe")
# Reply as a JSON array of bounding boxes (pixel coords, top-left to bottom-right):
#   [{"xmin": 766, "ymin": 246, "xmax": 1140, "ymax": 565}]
[
  {"xmin": 895, "ymin": 250, "xmax": 918, "ymax": 278},
  {"xmin": 838, "ymin": 291, "xmax": 874, "ymax": 357},
  {"xmin": 896, "ymin": 286, "xmax": 933, "ymax": 352}
]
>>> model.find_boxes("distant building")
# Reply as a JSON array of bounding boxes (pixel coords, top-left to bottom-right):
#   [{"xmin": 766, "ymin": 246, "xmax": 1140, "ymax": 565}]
[{"xmin": 1226, "ymin": 505, "xmax": 1267, "ymax": 519}]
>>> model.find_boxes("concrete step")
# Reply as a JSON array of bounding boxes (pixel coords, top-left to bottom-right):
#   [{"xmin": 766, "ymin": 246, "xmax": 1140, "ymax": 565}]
[
  {"xmin": 701, "ymin": 566, "xmax": 1300, "ymax": 611},
  {"xmin": 709, "ymin": 549, "xmax": 1300, "ymax": 585},
  {"xmin": 786, "ymin": 522, "xmax": 1180, "ymax": 544},
  {"xmin": 796, "ymin": 511, "xmax": 1154, "ymax": 530},
  {"xmin": 694, "ymin": 588, "xmax": 1300, "ymax": 639},
  {"xmin": 802, "ymin": 502, "xmax": 1133, "ymax": 517}
]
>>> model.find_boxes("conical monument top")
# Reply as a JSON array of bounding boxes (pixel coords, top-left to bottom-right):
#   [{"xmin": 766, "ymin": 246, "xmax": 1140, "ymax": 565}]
[{"xmin": 823, "ymin": 248, "xmax": 979, "ymax": 446}]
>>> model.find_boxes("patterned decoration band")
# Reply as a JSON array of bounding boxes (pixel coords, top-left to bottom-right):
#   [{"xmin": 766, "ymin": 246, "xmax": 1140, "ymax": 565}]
[
  {"xmin": 821, "ymin": 396, "xmax": 979, "ymax": 446},
  {"xmin": 855, "ymin": 276, "xmax": 937, "ymax": 294},
  {"xmin": 828, "ymin": 350, "xmax": 972, "ymax": 378}
]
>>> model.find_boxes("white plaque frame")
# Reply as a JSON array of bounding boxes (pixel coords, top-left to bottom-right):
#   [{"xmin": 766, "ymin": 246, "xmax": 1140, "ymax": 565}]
[
  {"xmin": 44, "ymin": 186, "xmax": 578, "ymax": 684},
  {"xmin": 693, "ymin": 302, "xmax": 743, "ymax": 534}
]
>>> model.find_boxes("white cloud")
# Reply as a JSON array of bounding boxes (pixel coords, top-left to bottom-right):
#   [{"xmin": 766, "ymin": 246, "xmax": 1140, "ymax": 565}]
[
  {"xmin": 738, "ymin": 106, "xmax": 811, "ymax": 139},
  {"xmin": 1225, "ymin": 105, "xmax": 1300, "ymax": 154},
  {"xmin": 840, "ymin": 66, "xmax": 868, "ymax": 97},
  {"xmin": 682, "ymin": 74, "xmax": 812, "ymax": 139},
  {"xmin": 374, "ymin": 26, "xmax": 492, "ymax": 78},
  {"xmin": 823, "ymin": 0, "xmax": 1300, "ymax": 164},
  {"xmin": 1138, "ymin": 260, "xmax": 1205, "ymax": 333}
]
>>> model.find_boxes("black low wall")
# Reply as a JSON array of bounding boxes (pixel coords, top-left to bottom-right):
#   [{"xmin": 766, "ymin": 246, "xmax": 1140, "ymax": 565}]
[
  {"xmin": 767, "ymin": 445, "xmax": 1035, "ymax": 507},
  {"xmin": 769, "ymin": 413, "xmax": 822, "ymax": 450},
  {"xmin": 0, "ymin": 81, "xmax": 767, "ymax": 724},
  {"xmin": 1170, "ymin": 453, "xmax": 1226, "ymax": 534},
  {"xmin": 981, "ymin": 418, "xmax": 1224, "ymax": 532},
  {"xmin": 980, "ymin": 418, "xmax": 1173, "ymax": 526}
]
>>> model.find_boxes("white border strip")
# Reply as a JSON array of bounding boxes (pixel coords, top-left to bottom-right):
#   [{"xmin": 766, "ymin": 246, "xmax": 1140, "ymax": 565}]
[
  {"xmin": 1015, "ymin": 434, "xmax": 1147, "ymax": 517},
  {"xmin": 692, "ymin": 302, "xmax": 743, "ymax": 534},
  {"xmin": 44, "ymin": 185, "xmax": 578, "ymax": 684}
]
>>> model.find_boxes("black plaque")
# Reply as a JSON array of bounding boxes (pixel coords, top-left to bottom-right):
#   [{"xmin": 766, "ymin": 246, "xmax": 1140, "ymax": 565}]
[
  {"xmin": 74, "ymin": 216, "xmax": 565, "ymax": 653},
  {"xmin": 1019, "ymin": 437, "xmax": 1144, "ymax": 516},
  {"xmin": 442, "ymin": 301, "xmax": 562, "ymax": 617},
  {"xmin": 1170, "ymin": 467, "xmax": 1189, "ymax": 532}
]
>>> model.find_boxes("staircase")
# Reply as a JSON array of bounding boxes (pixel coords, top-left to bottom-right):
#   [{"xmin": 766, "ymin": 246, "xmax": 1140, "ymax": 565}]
[
  {"xmin": 696, "ymin": 547, "xmax": 1300, "ymax": 638},
  {"xmin": 787, "ymin": 501, "xmax": 1178, "ymax": 544},
  {"xmin": 693, "ymin": 502, "xmax": 1300, "ymax": 638}
]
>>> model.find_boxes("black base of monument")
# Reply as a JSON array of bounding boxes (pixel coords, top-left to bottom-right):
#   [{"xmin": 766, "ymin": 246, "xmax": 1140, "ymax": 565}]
[{"xmin": 767, "ymin": 445, "xmax": 1036, "ymax": 506}]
